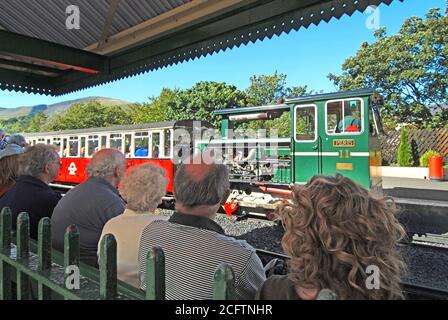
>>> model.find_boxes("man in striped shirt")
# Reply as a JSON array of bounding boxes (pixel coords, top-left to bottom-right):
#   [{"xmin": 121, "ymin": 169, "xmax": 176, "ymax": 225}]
[{"xmin": 138, "ymin": 154, "xmax": 266, "ymax": 299}]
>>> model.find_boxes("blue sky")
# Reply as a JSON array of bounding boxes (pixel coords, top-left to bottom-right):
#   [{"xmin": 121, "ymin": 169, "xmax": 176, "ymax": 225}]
[{"xmin": 0, "ymin": 0, "xmax": 445, "ymax": 108}]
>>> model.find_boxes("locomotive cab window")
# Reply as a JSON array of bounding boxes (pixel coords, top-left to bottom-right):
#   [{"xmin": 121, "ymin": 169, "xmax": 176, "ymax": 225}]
[
  {"xmin": 294, "ymin": 105, "xmax": 317, "ymax": 142},
  {"xmin": 134, "ymin": 132, "xmax": 149, "ymax": 157},
  {"xmin": 326, "ymin": 99, "xmax": 363, "ymax": 135}
]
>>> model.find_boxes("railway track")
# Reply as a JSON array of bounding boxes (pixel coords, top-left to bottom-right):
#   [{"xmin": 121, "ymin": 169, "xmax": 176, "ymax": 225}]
[{"xmin": 255, "ymin": 244, "xmax": 448, "ymax": 300}]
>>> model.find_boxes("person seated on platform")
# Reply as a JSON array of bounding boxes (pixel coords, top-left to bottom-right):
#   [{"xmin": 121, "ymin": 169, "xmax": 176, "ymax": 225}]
[
  {"xmin": 256, "ymin": 174, "xmax": 406, "ymax": 300},
  {"xmin": 51, "ymin": 148, "xmax": 126, "ymax": 267},
  {"xmin": 0, "ymin": 144, "xmax": 61, "ymax": 239},
  {"xmin": 0, "ymin": 144, "xmax": 24, "ymax": 198},
  {"xmin": 98, "ymin": 163, "xmax": 168, "ymax": 287},
  {"xmin": 7, "ymin": 134, "xmax": 29, "ymax": 148},
  {"xmin": 138, "ymin": 153, "xmax": 266, "ymax": 299}
]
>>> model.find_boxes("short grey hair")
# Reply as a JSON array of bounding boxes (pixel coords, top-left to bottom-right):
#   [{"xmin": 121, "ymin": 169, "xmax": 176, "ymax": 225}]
[
  {"xmin": 119, "ymin": 163, "xmax": 167, "ymax": 212},
  {"xmin": 174, "ymin": 160, "xmax": 230, "ymax": 207},
  {"xmin": 86, "ymin": 148, "xmax": 125, "ymax": 179},
  {"xmin": 20, "ymin": 144, "xmax": 59, "ymax": 177},
  {"xmin": 7, "ymin": 134, "xmax": 27, "ymax": 147}
]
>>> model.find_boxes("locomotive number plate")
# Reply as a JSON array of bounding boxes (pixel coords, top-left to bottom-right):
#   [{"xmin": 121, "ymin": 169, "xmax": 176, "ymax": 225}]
[
  {"xmin": 336, "ymin": 163, "xmax": 353, "ymax": 171},
  {"xmin": 333, "ymin": 139, "xmax": 355, "ymax": 147}
]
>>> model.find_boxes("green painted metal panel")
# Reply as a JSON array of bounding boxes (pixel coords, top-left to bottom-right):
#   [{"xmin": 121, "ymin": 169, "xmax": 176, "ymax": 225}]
[
  {"xmin": 99, "ymin": 234, "xmax": 117, "ymax": 300},
  {"xmin": 291, "ymin": 93, "xmax": 374, "ymax": 189},
  {"xmin": 146, "ymin": 246, "xmax": 165, "ymax": 300},
  {"xmin": 213, "ymin": 263, "xmax": 235, "ymax": 300},
  {"xmin": 16, "ymin": 212, "xmax": 30, "ymax": 300},
  {"xmin": 0, "ymin": 208, "xmax": 12, "ymax": 300},
  {"xmin": 0, "ymin": 30, "xmax": 108, "ymax": 73},
  {"xmin": 37, "ymin": 218, "xmax": 52, "ymax": 300}
]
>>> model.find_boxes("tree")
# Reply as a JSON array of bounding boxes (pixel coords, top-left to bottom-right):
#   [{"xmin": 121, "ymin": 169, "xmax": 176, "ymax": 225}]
[
  {"xmin": 244, "ymin": 72, "xmax": 311, "ymax": 136},
  {"xmin": 25, "ymin": 112, "xmax": 49, "ymax": 132},
  {"xmin": 328, "ymin": 5, "xmax": 448, "ymax": 127},
  {"xmin": 246, "ymin": 72, "xmax": 310, "ymax": 105},
  {"xmin": 127, "ymin": 88, "xmax": 177, "ymax": 124},
  {"xmin": 47, "ymin": 101, "xmax": 132, "ymax": 130},
  {"xmin": 165, "ymin": 81, "xmax": 249, "ymax": 127},
  {"xmin": 397, "ymin": 129, "xmax": 414, "ymax": 167}
]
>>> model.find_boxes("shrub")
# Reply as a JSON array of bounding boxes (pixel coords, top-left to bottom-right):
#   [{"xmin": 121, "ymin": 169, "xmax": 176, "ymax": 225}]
[
  {"xmin": 420, "ymin": 150, "xmax": 441, "ymax": 167},
  {"xmin": 419, "ymin": 150, "xmax": 441, "ymax": 167},
  {"xmin": 397, "ymin": 130, "xmax": 414, "ymax": 167}
]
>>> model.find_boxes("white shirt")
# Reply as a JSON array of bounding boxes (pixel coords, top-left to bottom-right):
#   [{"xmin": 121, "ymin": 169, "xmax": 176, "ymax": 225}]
[{"xmin": 98, "ymin": 208, "xmax": 168, "ymax": 288}]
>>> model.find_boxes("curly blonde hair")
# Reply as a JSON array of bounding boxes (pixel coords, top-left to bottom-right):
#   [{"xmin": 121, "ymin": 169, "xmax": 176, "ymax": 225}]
[
  {"xmin": 277, "ymin": 174, "xmax": 406, "ymax": 300},
  {"xmin": 119, "ymin": 163, "xmax": 167, "ymax": 212}
]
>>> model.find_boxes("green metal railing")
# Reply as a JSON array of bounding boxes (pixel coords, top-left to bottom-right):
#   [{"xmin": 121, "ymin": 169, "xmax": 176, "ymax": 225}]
[{"xmin": 0, "ymin": 207, "xmax": 235, "ymax": 300}]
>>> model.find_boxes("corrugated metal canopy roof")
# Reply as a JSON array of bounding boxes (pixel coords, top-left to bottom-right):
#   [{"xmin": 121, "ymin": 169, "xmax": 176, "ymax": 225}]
[{"xmin": 0, "ymin": 0, "xmax": 404, "ymax": 96}]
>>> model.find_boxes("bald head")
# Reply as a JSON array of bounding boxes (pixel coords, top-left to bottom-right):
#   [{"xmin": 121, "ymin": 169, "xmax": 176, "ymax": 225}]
[
  {"xmin": 87, "ymin": 148, "xmax": 126, "ymax": 183},
  {"xmin": 174, "ymin": 154, "xmax": 230, "ymax": 209}
]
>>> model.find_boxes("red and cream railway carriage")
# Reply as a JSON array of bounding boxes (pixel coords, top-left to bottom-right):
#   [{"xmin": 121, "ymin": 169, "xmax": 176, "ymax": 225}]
[{"xmin": 23, "ymin": 120, "xmax": 212, "ymax": 194}]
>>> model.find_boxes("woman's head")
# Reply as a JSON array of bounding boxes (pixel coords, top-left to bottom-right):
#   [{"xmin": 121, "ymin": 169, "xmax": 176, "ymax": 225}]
[
  {"xmin": 277, "ymin": 174, "xmax": 405, "ymax": 300},
  {"xmin": 119, "ymin": 163, "xmax": 167, "ymax": 212},
  {"xmin": 0, "ymin": 144, "xmax": 23, "ymax": 184}
]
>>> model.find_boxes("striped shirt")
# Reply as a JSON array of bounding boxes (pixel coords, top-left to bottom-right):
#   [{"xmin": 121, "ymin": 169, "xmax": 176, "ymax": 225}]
[{"xmin": 138, "ymin": 212, "xmax": 266, "ymax": 300}]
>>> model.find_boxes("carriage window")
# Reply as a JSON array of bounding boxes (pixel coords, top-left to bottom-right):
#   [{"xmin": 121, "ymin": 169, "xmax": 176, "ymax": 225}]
[
  {"xmin": 326, "ymin": 99, "xmax": 363, "ymax": 135},
  {"xmin": 164, "ymin": 129, "xmax": 172, "ymax": 158},
  {"xmin": 52, "ymin": 138, "xmax": 61, "ymax": 155},
  {"xmin": 110, "ymin": 134, "xmax": 122, "ymax": 151},
  {"xmin": 134, "ymin": 132, "xmax": 149, "ymax": 157},
  {"xmin": 68, "ymin": 137, "xmax": 79, "ymax": 157},
  {"xmin": 87, "ymin": 135, "xmax": 99, "ymax": 156},
  {"xmin": 295, "ymin": 105, "xmax": 316, "ymax": 142},
  {"xmin": 62, "ymin": 138, "xmax": 68, "ymax": 157},
  {"xmin": 124, "ymin": 134, "xmax": 132, "ymax": 158},
  {"xmin": 80, "ymin": 137, "xmax": 86, "ymax": 157},
  {"xmin": 152, "ymin": 132, "xmax": 160, "ymax": 158},
  {"xmin": 101, "ymin": 136, "xmax": 107, "ymax": 149},
  {"xmin": 38, "ymin": 138, "xmax": 45, "ymax": 144}
]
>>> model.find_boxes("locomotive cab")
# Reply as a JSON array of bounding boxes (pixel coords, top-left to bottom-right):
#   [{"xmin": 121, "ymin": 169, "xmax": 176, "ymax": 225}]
[{"xmin": 288, "ymin": 89, "xmax": 383, "ymax": 191}]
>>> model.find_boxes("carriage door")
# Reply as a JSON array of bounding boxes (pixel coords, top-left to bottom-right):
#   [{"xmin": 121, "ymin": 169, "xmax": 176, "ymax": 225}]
[{"xmin": 293, "ymin": 104, "xmax": 318, "ymax": 184}]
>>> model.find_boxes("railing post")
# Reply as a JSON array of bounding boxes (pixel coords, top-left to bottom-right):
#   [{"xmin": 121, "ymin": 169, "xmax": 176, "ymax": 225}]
[
  {"xmin": 99, "ymin": 234, "xmax": 117, "ymax": 300},
  {"xmin": 0, "ymin": 207, "xmax": 12, "ymax": 300},
  {"xmin": 37, "ymin": 218, "xmax": 52, "ymax": 300},
  {"xmin": 16, "ymin": 212, "xmax": 30, "ymax": 300},
  {"xmin": 64, "ymin": 224, "xmax": 79, "ymax": 300},
  {"xmin": 213, "ymin": 263, "xmax": 235, "ymax": 300},
  {"xmin": 145, "ymin": 246, "xmax": 165, "ymax": 300}
]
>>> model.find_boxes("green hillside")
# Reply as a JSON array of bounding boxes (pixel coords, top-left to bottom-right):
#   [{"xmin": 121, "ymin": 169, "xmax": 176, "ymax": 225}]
[{"xmin": 0, "ymin": 97, "xmax": 129, "ymax": 120}]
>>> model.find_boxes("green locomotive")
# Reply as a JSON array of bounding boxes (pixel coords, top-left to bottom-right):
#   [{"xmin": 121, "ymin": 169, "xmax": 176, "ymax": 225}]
[{"xmin": 197, "ymin": 89, "xmax": 384, "ymax": 212}]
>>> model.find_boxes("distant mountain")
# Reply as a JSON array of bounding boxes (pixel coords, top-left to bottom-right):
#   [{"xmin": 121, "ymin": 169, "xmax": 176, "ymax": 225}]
[{"xmin": 0, "ymin": 97, "xmax": 130, "ymax": 120}]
